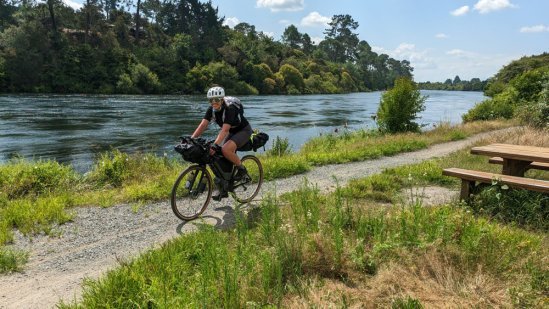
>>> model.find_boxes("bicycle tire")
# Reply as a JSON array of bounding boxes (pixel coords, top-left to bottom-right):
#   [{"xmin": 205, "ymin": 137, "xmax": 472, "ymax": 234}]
[
  {"xmin": 171, "ymin": 165, "xmax": 213, "ymax": 220},
  {"xmin": 232, "ymin": 155, "xmax": 263, "ymax": 203}
]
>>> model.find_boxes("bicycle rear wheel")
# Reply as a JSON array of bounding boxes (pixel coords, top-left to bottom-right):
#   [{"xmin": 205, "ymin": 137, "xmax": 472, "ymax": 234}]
[
  {"xmin": 232, "ymin": 155, "xmax": 263, "ymax": 203},
  {"xmin": 171, "ymin": 165, "xmax": 213, "ymax": 220}
]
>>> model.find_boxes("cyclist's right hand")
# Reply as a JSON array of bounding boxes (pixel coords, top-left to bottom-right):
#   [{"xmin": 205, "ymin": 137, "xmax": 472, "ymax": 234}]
[{"xmin": 209, "ymin": 144, "xmax": 221, "ymax": 156}]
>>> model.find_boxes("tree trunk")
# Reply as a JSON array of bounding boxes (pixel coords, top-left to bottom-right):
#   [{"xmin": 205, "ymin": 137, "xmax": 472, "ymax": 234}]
[
  {"xmin": 135, "ymin": 0, "xmax": 140, "ymax": 42},
  {"xmin": 85, "ymin": 0, "xmax": 90, "ymax": 43},
  {"xmin": 47, "ymin": 0, "xmax": 57, "ymax": 34}
]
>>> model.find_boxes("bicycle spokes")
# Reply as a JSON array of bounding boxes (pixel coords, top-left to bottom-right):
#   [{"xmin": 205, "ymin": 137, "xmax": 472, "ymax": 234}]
[{"xmin": 171, "ymin": 166, "xmax": 213, "ymax": 220}]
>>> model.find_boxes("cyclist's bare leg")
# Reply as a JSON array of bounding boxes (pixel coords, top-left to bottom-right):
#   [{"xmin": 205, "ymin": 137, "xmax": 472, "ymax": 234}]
[{"xmin": 221, "ymin": 140, "xmax": 241, "ymax": 166}]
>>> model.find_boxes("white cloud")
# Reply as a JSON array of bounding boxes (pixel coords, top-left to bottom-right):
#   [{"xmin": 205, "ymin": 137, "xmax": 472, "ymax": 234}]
[
  {"xmin": 262, "ymin": 31, "xmax": 275, "ymax": 38},
  {"xmin": 446, "ymin": 49, "xmax": 473, "ymax": 57},
  {"xmin": 435, "ymin": 33, "xmax": 448, "ymax": 39},
  {"xmin": 394, "ymin": 43, "xmax": 415, "ymax": 55},
  {"xmin": 371, "ymin": 43, "xmax": 517, "ymax": 82},
  {"xmin": 256, "ymin": 0, "xmax": 304, "ymax": 12},
  {"xmin": 279, "ymin": 19, "xmax": 291, "ymax": 25},
  {"xmin": 62, "ymin": 0, "xmax": 82, "ymax": 10},
  {"xmin": 371, "ymin": 46, "xmax": 387, "ymax": 54},
  {"xmin": 520, "ymin": 25, "xmax": 549, "ymax": 33},
  {"xmin": 451, "ymin": 6, "xmax": 469, "ymax": 16},
  {"xmin": 375, "ymin": 43, "xmax": 436, "ymax": 71},
  {"xmin": 300, "ymin": 11, "xmax": 331, "ymax": 27},
  {"xmin": 223, "ymin": 17, "xmax": 240, "ymax": 28},
  {"xmin": 310, "ymin": 36, "xmax": 323, "ymax": 45},
  {"xmin": 474, "ymin": 0, "xmax": 516, "ymax": 14}
]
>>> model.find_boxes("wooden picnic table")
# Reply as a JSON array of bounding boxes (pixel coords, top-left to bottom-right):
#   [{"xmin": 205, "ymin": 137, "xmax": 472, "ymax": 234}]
[{"xmin": 470, "ymin": 143, "xmax": 549, "ymax": 177}]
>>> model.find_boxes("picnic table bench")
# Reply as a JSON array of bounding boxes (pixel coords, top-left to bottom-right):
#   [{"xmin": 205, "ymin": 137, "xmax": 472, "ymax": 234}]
[{"xmin": 442, "ymin": 143, "xmax": 549, "ymax": 200}]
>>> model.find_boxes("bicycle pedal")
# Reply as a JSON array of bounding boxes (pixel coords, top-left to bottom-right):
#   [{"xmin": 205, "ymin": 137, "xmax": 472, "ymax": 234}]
[{"xmin": 212, "ymin": 191, "xmax": 228, "ymax": 201}]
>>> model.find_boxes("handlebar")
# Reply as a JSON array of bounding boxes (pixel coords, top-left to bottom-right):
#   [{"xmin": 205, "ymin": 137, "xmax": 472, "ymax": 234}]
[{"xmin": 179, "ymin": 136, "xmax": 222, "ymax": 155}]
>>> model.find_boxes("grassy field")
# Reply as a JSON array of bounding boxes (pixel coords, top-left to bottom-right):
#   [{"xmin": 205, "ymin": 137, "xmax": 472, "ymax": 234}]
[
  {"xmin": 58, "ymin": 124, "xmax": 548, "ymax": 307},
  {"xmin": 0, "ymin": 120, "xmax": 529, "ymax": 274}
]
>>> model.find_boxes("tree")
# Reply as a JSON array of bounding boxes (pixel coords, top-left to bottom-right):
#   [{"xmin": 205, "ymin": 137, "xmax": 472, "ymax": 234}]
[
  {"xmin": 453, "ymin": 75, "xmax": 461, "ymax": 85},
  {"xmin": 322, "ymin": 14, "xmax": 359, "ymax": 63},
  {"xmin": 376, "ymin": 77, "xmax": 427, "ymax": 133},
  {"xmin": 281, "ymin": 24, "xmax": 301, "ymax": 49},
  {"xmin": 301, "ymin": 33, "xmax": 313, "ymax": 55},
  {"xmin": 0, "ymin": 0, "xmax": 16, "ymax": 31}
]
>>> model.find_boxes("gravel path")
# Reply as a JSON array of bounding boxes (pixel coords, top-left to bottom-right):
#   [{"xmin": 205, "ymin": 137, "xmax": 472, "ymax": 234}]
[{"xmin": 0, "ymin": 128, "xmax": 514, "ymax": 309}]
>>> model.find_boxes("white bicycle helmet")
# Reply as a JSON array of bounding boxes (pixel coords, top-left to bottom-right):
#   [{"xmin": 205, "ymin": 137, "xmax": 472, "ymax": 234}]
[{"xmin": 207, "ymin": 86, "xmax": 225, "ymax": 99}]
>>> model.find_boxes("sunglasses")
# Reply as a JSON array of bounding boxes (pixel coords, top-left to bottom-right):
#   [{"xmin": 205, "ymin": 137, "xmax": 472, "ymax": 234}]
[{"xmin": 209, "ymin": 98, "xmax": 222, "ymax": 104}]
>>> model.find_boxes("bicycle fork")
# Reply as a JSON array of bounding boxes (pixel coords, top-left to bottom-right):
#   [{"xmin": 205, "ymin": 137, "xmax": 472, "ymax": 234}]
[{"xmin": 186, "ymin": 170, "xmax": 207, "ymax": 198}]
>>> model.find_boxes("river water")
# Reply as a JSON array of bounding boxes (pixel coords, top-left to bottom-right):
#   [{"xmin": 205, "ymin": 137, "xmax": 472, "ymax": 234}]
[{"xmin": 0, "ymin": 90, "xmax": 485, "ymax": 171}]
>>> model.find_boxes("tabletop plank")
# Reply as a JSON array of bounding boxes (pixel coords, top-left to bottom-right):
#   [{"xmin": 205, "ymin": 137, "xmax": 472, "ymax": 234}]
[{"xmin": 471, "ymin": 144, "xmax": 549, "ymax": 163}]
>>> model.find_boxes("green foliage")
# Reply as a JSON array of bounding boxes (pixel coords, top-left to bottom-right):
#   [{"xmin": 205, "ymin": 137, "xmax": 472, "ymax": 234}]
[
  {"xmin": 0, "ymin": 249, "xmax": 28, "ymax": 274},
  {"xmin": 418, "ymin": 77, "xmax": 487, "ymax": 91},
  {"xmin": 470, "ymin": 184, "xmax": 549, "ymax": 231},
  {"xmin": 484, "ymin": 53, "xmax": 549, "ymax": 97},
  {"xmin": 266, "ymin": 136, "xmax": 292, "ymax": 157},
  {"xmin": 462, "ymin": 87, "xmax": 517, "ymax": 122},
  {"xmin": 392, "ymin": 296, "xmax": 423, "ymax": 309},
  {"xmin": 513, "ymin": 71, "xmax": 549, "ymax": 129},
  {"xmin": 0, "ymin": 159, "xmax": 79, "ymax": 199},
  {"xmin": 509, "ymin": 67, "xmax": 549, "ymax": 102},
  {"xmin": 339, "ymin": 71, "xmax": 358, "ymax": 92},
  {"xmin": 376, "ymin": 77, "xmax": 427, "ymax": 133},
  {"xmin": 278, "ymin": 64, "xmax": 304, "ymax": 93},
  {"xmin": 87, "ymin": 150, "xmax": 175, "ymax": 188},
  {"xmin": 62, "ymin": 180, "xmax": 546, "ymax": 307},
  {"xmin": 0, "ymin": 4, "xmax": 413, "ymax": 94},
  {"xmin": 88, "ymin": 150, "xmax": 131, "ymax": 187}
]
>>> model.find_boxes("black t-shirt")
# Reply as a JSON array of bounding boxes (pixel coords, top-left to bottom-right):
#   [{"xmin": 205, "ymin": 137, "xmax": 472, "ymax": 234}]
[{"xmin": 204, "ymin": 102, "xmax": 249, "ymax": 134}]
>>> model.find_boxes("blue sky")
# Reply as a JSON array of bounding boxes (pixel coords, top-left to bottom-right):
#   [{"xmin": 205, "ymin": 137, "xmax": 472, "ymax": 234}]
[{"xmin": 67, "ymin": 0, "xmax": 548, "ymax": 82}]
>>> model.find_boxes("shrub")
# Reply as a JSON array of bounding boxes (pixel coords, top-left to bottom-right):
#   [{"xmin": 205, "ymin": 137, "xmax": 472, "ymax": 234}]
[
  {"xmin": 279, "ymin": 64, "xmax": 304, "ymax": 93},
  {"xmin": 130, "ymin": 63, "xmax": 161, "ymax": 94},
  {"xmin": 463, "ymin": 86, "xmax": 518, "ymax": 122},
  {"xmin": 0, "ymin": 159, "xmax": 78, "ymax": 199},
  {"xmin": 232, "ymin": 81, "xmax": 258, "ymax": 95},
  {"xmin": 470, "ymin": 184, "xmax": 549, "ymax": 231},
  {"xmin": 376, "ymin": 77, "xmax": 427, "ymax": 133},
  {"xmin": 87, "ymin": 150, "xmax": 131, "ymax": 187},
  {"xmin": 515, "ymin": 73, "xmax": 549, "ymax": 128},
  {"xmin": 267, "ymin": 136, "xmax": 292, "ymax": 157},
  {"xmin": 339, "ymin": 71, "xmax": 357, "ymax": 92},
  {"xmin": 116, "ymin": 63, "xmax": 161, "ymax": 94}
]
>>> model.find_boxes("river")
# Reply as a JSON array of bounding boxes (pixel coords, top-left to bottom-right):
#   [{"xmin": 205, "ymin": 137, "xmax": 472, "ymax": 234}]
[{"xmin": 0, "ymin": 90, "xmax": 485, "ymax": 171}]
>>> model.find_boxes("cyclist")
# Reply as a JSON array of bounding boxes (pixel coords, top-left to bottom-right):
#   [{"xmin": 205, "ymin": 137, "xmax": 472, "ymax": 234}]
[{"xmin": 190, "ymin": 86, "xmax": 252, "ymax": 200}]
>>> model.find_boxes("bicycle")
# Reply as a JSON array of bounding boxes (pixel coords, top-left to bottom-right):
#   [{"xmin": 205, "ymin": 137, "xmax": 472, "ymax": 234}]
[{"xmin": 171, "ymin": 136, "xmax": 264, "ymax": 221}]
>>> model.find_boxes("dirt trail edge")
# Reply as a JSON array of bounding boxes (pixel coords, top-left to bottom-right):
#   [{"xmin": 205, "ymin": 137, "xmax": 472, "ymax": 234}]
[{"xmin": 0, "ymin": 128, "xmax": 516, "ymax": 309}]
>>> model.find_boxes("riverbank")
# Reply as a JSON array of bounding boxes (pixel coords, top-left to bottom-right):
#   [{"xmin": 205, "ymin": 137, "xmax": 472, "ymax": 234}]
[{"xmin": 3, "ymin": 124, "xmax": 547, "ymax": 308}]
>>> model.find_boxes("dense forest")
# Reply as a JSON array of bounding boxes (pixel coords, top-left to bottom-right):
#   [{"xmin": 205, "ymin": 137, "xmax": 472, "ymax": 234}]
[
  {"xmin": 0, "ymin": 0, "xmax": 415, "ymax": 95},
  {"xmin": 418, "ymin": 75, "xmax": 487, "ymax": 91}
]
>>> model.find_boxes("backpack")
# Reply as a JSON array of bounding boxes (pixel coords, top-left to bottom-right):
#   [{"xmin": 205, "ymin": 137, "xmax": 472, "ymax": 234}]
[{"xmin": 222, "ymin": 96, "xmax": 244, "ymax": 125}]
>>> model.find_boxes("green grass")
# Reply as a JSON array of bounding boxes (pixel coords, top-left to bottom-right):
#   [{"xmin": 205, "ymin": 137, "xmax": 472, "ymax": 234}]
[
  {"xmin": 0, "ymin": 248, "xmax": 28, "ymax": 273},
  {"xmin": 0, "ymin": 120, "xmax": 515, "ymax": 273},
  {"xmin": 59, "ymin": 182, "xmax": 547, "ymax": 307}
]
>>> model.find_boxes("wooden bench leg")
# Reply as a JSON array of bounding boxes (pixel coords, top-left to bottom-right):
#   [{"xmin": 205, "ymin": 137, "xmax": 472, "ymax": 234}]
[{"xmin": 460, "ymin": 179, "xmax": 474, "ymax": 202}]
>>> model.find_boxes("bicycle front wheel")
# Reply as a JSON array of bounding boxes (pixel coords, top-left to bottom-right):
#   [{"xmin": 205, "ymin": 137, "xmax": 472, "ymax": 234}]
[
  {"xmin": 232, "ymin": 155, "xmax": 263, "ymax": 203},
  {"xmin": 171, "ymin": 165, "xmax": 213, "ymax": 220}
]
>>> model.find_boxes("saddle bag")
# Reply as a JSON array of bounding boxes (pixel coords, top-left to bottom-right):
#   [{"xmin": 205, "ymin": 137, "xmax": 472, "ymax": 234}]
[{"xmin": 238, "ymin": 131, "xmax": 270, "ymax": 152}]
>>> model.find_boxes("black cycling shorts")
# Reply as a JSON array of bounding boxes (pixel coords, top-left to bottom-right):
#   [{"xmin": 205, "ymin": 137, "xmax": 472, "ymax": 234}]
[{"xmin": 226, "ymin": 125, "xmax": 252, "ymax": 148}]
